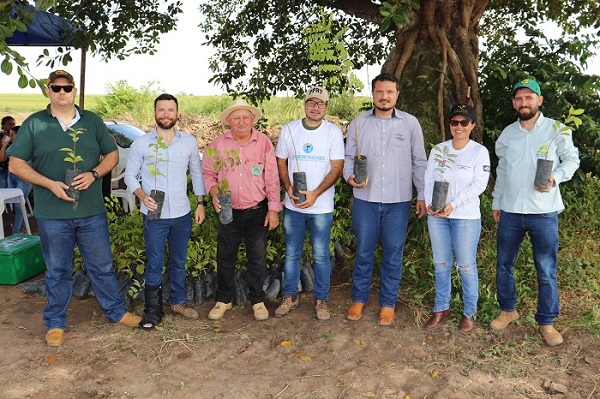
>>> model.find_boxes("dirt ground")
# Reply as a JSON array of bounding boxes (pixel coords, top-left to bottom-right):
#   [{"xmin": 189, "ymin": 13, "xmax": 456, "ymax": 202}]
[
  {"xmin": 2, "ymin": 114, "xmax": 598, "ymax": 398},
  {"xmin": 0, "ymin": 265, "xmax": 599, "ymax": 399}
]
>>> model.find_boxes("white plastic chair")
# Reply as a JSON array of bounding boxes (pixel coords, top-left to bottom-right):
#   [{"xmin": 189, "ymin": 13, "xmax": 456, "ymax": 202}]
[
  {"xmin": 0, "ymin": 188, "xmax": 32, "ymax": 239},
  {"xmin": 111, "ymin": 171, "xmax": 136, "ymax": 212}
]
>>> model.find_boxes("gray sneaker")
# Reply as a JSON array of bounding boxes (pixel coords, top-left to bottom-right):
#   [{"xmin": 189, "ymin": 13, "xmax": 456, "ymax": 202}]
[
  {"xmin": 315, "ymin": 300, "xmax": 330, "ymax": 322},
  {"xmin": 274, "ymin": 295, "xmax": 299, "ymax": 318}
]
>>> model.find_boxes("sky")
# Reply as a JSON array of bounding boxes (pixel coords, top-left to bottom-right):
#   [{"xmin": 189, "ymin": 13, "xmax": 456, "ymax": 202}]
[
  {"xmin": 0, "ymin": 2, "xmax": 598, "ymax": 97},
  {"xmin": 0, "ymin": 1, "xmax": 379, "ymax": 97}
]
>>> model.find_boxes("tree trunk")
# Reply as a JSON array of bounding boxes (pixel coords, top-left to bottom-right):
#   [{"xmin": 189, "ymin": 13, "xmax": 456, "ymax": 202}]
[{"xmin": 381, "ymin": 0, "xmax": 488, "ymax": 146}]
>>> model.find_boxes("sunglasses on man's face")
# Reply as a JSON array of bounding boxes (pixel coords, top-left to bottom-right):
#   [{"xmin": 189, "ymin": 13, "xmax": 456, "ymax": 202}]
[
  {"xmin": 49, "ymin": 85, "xmax": 74, "ymax": 93},
  {"xmin": 449, "ymin": 119, "xmax": 471, "ymax": 127}
]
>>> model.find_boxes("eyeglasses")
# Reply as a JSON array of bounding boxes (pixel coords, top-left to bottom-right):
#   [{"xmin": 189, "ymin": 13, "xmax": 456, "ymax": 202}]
[
  {"xmin": 449, "ymin": 119, "xmax": 471, "ymax": 127},
  {"xmin": 49, "ymin": 85, "xmax": 74, "ymax": 93},
  {"xmin": 305, "ymin": 100, "xmax": 327, "ymax": 109}
]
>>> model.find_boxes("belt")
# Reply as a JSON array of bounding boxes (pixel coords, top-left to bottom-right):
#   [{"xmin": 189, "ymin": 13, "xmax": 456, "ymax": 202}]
[{"xmin": 235, "ymin": 198, "xmax": 268, "ymax": 211}]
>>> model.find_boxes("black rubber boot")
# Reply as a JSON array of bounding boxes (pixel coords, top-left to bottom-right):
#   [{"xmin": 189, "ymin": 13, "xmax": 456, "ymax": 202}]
[{"xmin": 140, "ymin": 284, "xmax": 164, "ymax": 330}]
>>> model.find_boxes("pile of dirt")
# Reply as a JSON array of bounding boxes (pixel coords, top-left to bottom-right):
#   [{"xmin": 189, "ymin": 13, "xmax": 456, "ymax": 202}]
[{"xmin": 178, "ymin": 114, "xmax": 349, "ymax": 152}]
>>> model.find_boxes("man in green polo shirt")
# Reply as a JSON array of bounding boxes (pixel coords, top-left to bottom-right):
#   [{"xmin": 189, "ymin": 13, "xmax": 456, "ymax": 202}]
[{"xmin": 8, "ymin": 70, "xmax": 141, "ymax": 347}]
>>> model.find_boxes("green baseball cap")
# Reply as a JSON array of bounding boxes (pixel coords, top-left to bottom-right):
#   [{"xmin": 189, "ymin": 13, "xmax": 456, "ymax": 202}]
[{"xmin": 513, "ymin": 78, "xmax": 541, "ymax": 96}]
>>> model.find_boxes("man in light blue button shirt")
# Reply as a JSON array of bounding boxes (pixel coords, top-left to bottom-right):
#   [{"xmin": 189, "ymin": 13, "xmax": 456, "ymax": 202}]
[
  {"xmin": 343, "ymin": 73, "xmax": 427, "ymax": 326},
  {"xmin": 125, "ymin": 93, "xmax": 206, "ymax": 329},
  {"xmin": 490, "ymin": 78, "xmax": 580, "ymax": 346}
]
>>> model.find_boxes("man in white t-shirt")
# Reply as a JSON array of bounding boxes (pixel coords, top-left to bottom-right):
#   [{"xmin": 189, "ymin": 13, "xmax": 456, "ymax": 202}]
[{"xmin": 274, "ymin": 86, "xmax": 345, "ymax": 322}]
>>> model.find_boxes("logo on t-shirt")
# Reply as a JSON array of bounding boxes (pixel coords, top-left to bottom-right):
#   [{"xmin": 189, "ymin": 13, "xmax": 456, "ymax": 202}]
[
  {"xmin": 303, "ymin": 143, "xmax": 314, "ymax": 154},
  {"xmin": 483, "ymin": 165, "xmax": 490, "ymax": 172}
]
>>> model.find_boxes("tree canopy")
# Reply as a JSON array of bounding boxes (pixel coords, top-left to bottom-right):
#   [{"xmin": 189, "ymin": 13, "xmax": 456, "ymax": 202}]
[
  {"xmin": 199, "ymin": 0, "xmax": 600, "ymax": 147},
  {"xmin": 1, "ymin": 0, "xmax": 183, "ymax": 89}
]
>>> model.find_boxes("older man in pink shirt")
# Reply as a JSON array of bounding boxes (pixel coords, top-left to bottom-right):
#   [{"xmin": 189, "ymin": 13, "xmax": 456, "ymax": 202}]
[{"xmin": 202, "ymin": 98, "xmax": 282, "ymax": 321}]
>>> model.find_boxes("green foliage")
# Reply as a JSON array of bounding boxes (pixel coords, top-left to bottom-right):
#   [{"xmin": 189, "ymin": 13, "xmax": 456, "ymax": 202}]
[
  {"xmin": 182, "ymin": 96, "xmax": 232, "ymax": 121},
  {"xmin": 204, "ymin": 147, "xmax": 241, "ymax": 195},
  {"xmin": 147, "ymin": 135, "xmax": 169, "ymax": 190},
  {"xmin": 327, "ymin": 92, "xmax": 358, "ymax": 122},
  {"xmin": 106, "ymin": 198, "xmax": 145, "ymax": 276},
  {"xmin": 1, "ymin": 1, "xmax": 183, "ymax": 91},
  {"xmin": 479, "ymin": 28, "xmax": 600, "ymax": 184},
  {"xmin": 330, "ymin": 179, "xmax": 354, "ymax": 251},
  {"xmin": 302, "ymin": 10, "xmax": 358, "ymax": 93},
  {"xmin": 431, "ymin": 144, "xmax": 457, "ymax": 182},
  {"xmin": 541, "ymin": 107, "xmax": 584, "ymax": 160},
  {"xmin": 95, "ymin": 81, "xmax": 160, "ymax": 124},
  {"xmin": 0, "ymin": 1, "xmax": 51, "ymax": 90},
  {"xmin": 199, "ymin": 0, "xmax": 388, "ymax": 103},
  {"xmin": 378, "ymin": 0, "xmax": 420, "ymax": 33},
  {"xmin": 59, "ymin": 126, "xmax": 85, "ymax": 169}
]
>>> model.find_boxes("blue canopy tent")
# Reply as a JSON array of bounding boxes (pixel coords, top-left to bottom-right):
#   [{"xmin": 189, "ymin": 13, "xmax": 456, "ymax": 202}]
[{"xmin": 6, "ymin": 2, "xmax": 88, "ymax": 108}]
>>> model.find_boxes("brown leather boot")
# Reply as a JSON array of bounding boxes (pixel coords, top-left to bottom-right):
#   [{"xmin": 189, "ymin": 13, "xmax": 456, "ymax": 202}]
[
  {"xmin": 490, "ymin": 310, "xmax": 519, "ymax": 330},
  {"xmin": 378, "ymin": 306, "xmax": 394, "ymax": 326},
  {"xmin": 425, "ymin": 309, "xmax": 451, "ymax": 329},
  {"xmin": 347, "ymin": 302, "xmax": 365, "ymax": 321},
  {"xmin": 539, "ymin": 325, "xmax": 563, "ymax": 346},
  {"xmin": 458, "ymin": 315, "xmax": 475, "ymax": 334}
]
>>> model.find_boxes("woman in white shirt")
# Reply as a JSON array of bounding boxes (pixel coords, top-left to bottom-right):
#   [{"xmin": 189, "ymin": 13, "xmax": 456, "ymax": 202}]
[{"xmin": 423, "ymin": 104, "xmax": 490, "ymax": 334}]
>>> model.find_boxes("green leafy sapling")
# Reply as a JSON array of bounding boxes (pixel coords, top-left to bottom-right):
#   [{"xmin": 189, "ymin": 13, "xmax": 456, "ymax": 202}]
[
  {"xmin": 147, "ymin": 135, "xmax": 169, "ymax": 190},
  {"xmin": 432, "ymin": 144, "xmax": 457, "ymax": 182},
  {"xmin": 538, "ymin": 107, "xmax": 584, "ymax": 160},
  {"xmin": 205, "ymin": 147, "xmax": 241, "ymax": 195},
  {"xmin": 59, "ymin": 127, "xmax": 85, "ymax": 170}
]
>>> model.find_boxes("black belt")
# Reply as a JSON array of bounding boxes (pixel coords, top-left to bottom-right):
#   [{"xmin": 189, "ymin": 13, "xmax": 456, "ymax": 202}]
[{"xmin": 235, "ymin": 198, "xmax": 268, "ymax": 211}]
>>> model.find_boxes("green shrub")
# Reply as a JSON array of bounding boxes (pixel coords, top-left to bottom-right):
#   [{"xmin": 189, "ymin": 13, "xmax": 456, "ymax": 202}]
[{"xmin": 95, "ymin": 80, "xmax": 160, "ymax": 124}]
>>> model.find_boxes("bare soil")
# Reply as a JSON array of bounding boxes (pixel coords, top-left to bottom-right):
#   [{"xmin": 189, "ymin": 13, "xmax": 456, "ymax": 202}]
[
  {"xmin": 2, "ymin": 113, "xmax": 598, "ymax": 398},
  {"xmin": 0, "ymin": 266, "xmax": 599, "ymax": 399}
]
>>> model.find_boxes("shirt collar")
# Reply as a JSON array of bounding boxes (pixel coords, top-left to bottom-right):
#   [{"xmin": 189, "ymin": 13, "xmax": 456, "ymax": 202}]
[{"xmin": 369, "ymin": 107, "xmax": 401, "ymax": 119}]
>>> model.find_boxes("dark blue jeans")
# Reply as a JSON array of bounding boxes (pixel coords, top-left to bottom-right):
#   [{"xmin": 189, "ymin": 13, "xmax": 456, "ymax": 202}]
[
  {"xmin": 351, "ymin": 198, "xmax": 411, "ymax": 307},
  {"xmin": 496, "ymin": 211, "xmax": 560, "ymax": 325},
  {"xmin": 216, "ymin": 205, "xmax": 268, "ymax": 305},
  {"xmin": 143, "ymin": 213, "xmax": 192, "ymax": 305},
  {"xmin": 38, "ymin": 214, "xmax": 126, "ymax": 330}
]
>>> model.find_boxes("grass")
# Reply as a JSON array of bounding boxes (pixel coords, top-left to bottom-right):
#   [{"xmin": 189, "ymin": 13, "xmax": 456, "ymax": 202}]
[
  {"xmin": 1, "ymin": 92, "xmax": 104, "ymax": 114},
  {"xmin": 1, "ymin": 92, "xmax": 371, "ymax": 128}
]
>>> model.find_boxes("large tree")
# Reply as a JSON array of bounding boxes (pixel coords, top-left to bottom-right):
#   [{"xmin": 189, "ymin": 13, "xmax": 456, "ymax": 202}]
[
  {"xmin": 199, "ymin": 0, "xmax": 600, "ymax": 145},
  {"xmin": 1, "ymin": 0, "xmax": 183, "ymax": 89}
]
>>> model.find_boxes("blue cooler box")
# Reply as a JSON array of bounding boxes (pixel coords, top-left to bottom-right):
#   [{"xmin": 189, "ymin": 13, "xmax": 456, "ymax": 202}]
[{"xmin": 0, "ymin": 234, "xmax": 46, "ymax": 285}]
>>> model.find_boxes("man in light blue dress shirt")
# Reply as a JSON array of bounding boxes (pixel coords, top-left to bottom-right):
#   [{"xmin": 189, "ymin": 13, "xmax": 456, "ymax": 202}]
[
  {"xmin": 490, "ymin": 79, "xmax": 580, "ymax": 346},
  {"xmin": 125, "ymin": 93, "xmax": 206, "ymax": 329}
]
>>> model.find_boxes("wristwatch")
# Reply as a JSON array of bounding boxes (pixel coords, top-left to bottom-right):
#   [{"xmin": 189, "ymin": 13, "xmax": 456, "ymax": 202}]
[{"xmin": 90, "ymin": 170, "xmax": 99, "ymax": 180}]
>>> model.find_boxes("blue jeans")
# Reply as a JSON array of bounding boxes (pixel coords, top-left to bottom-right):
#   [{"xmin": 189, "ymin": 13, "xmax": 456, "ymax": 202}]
[
  {"xmin": 496, "ymin": 211, "xmax": 560, "ymax": 325},
  {"xmin": 427, "ymin": 216, "xmax": 481, "ymax": 317},
  {"xmin": 351, "ymin": 199, "xmax": 410, "ymax": 307},
  {"xmin": 38, "ymin": 214, "xmax": 126, "ymax": 330},
  {"xmin": 7, "ymin": 172, "xmax": 33, "ymax": 234},
  {"xmin": 282, "ymin": 208, "xmax": 333, "ymax": 301},
  {"xmin": 143, "ymin": 213, "xmax": 192, "ymax": 305}
]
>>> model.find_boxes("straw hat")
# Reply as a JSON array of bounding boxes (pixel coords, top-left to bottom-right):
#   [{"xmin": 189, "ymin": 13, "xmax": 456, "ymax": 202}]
[{"xmin": 219, "ymin": 98, "xmax": 262, "ymax": 126}]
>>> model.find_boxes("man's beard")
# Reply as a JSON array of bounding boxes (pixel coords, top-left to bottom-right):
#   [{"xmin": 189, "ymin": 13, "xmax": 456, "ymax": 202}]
[
  {"xmin": 375, "ymin": 104, "xmax": 394, "ymax": 113},
  {"xmin": 156, "ymin": 119, "xmax": 177, "ymax": 129},
  {"xmin": 518, "ymin": 107, "xmax": 538, "ymax": 121}
]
